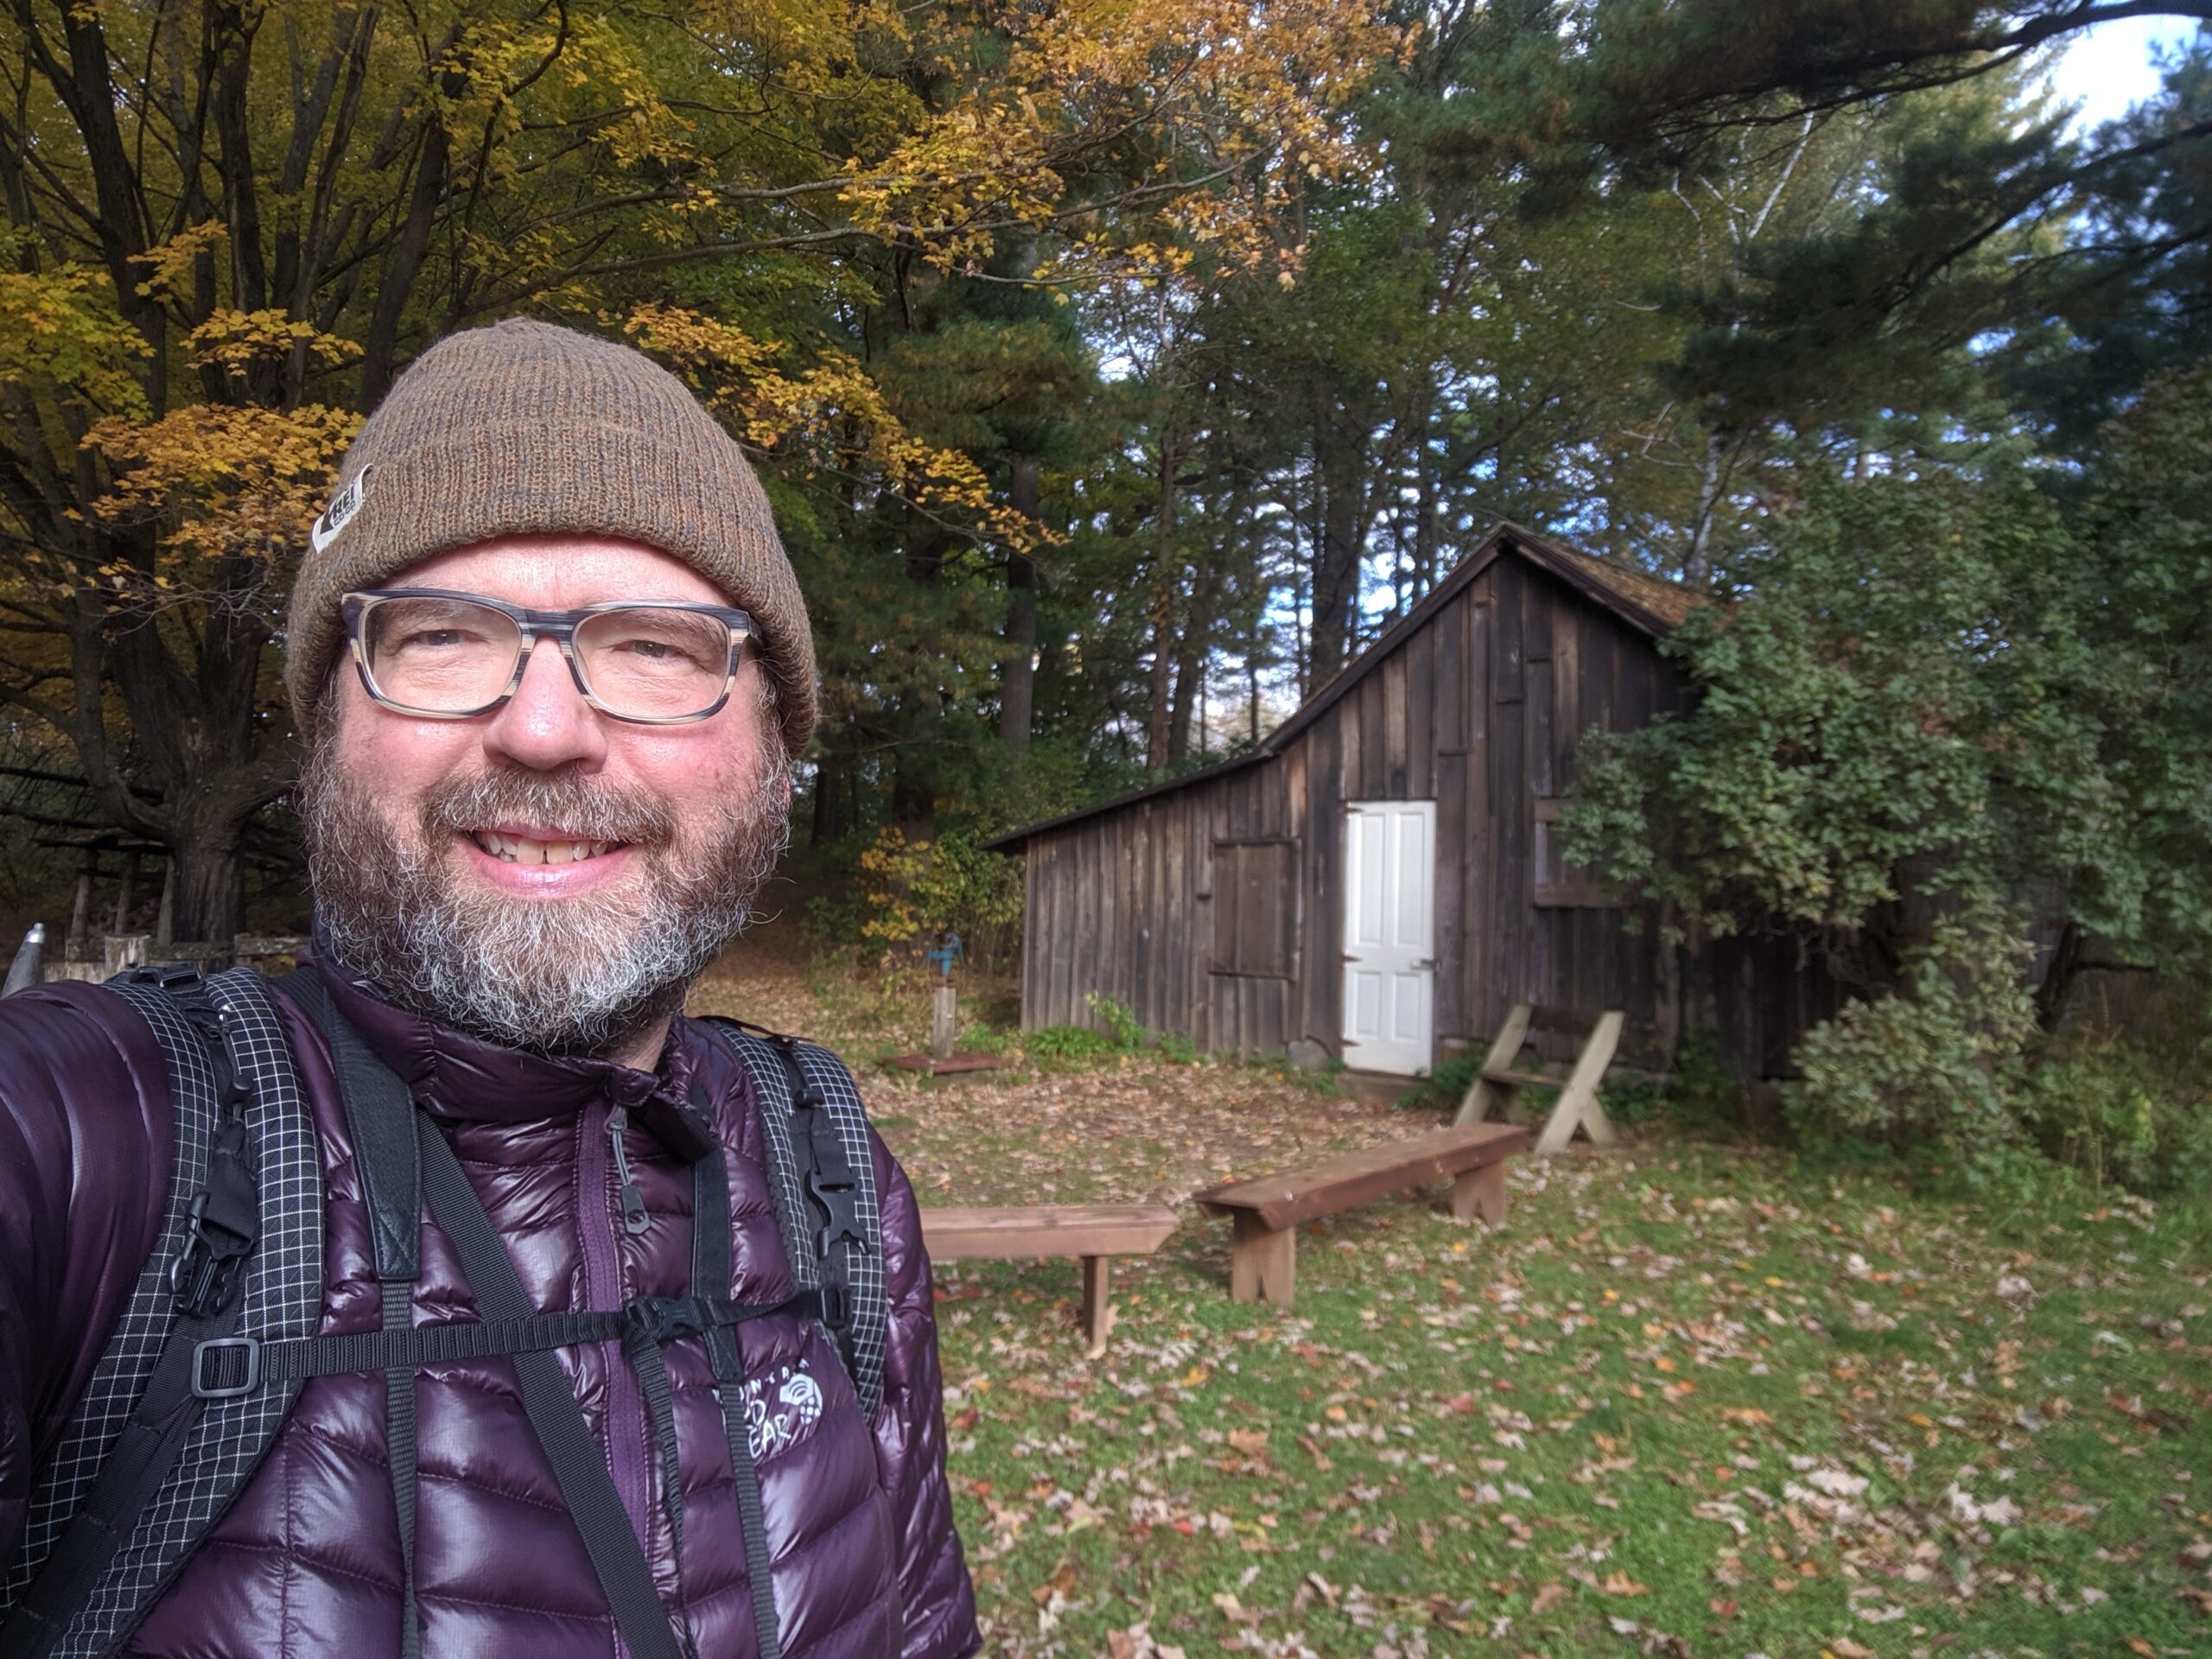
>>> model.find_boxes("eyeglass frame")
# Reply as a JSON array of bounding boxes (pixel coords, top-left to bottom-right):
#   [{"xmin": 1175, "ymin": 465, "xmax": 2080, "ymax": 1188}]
[{"xmin": 338, "ymin": 587, "xmax": 757, "ymax": 726}]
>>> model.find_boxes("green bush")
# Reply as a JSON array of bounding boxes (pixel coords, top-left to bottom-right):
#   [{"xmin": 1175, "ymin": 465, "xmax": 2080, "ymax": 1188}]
[
  {"xmin": 803, "ymin": 824, "xmax": 1023, "ymax": 974},
  {"xmin": 1598, "ymin": 1027, "xmax": 1746, "ymax": 1132},
  {"xmin": 1396, "ymin": 1053, "xmax": 1479, "ymax": 1116},
  {"xmin": 1154, "ymin": 1030, "xmax": 1201, "ymax": 1065},
  {"xmin": 1089, "ymin": 994, "xmax": 1144, "ymax": 1049},
  {"xmin": 1023, "ymin": 1024, "xmax": 1122, "ymax": 1065},
  {"xmin": 1664, "ymin": 1027, "xmax": 1745, "ymax": 1126},
  {"xmin": 1785, "ymin": 918, "xmax": 2036, "ymax": 1173},
  {"xmin": 1020, "ymin": 995, "xmax": 1204, "ymax": 1070},
  {"xmin": 2022, "ymin": 1034, "xmax": 2212, "ymax": 1194}
]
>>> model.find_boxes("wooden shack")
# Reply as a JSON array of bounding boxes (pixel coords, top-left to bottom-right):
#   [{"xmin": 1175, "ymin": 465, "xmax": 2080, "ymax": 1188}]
[{"xmin": 991, "ymin": 524, "xmax": 1833, "ymax": 1079}]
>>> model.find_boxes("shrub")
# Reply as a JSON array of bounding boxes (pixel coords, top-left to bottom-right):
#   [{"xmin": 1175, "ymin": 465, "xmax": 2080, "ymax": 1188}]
[
  {"xmin": 1023, "ymin": 1024, "xmax": 1122, "ymax": 1065},
  {"xmin": 2022, "ymin": 1034, "xmax": 2212, "ymax": 1194},
  {"xmin": 1785, "ymin": 918, "xmax": 2036, "ymax": 1169},
  {"xmin": 1089, "ymin": 994, "xmax": 1144, "ymax": 1049},
  {"xmin": 1589, "ymin": 1028, "xmax": 1743, "ymax": 1134},
  {"xmin": 1661, "ymin": 1027, "xmax": 1748, "ymax": 1128},
  {"xmin": 1020, "ymin": 995, "xmax": 1202, "ymax": 1070},
  {"xmin": 1396, "ymin": 1053, "xmax": 1479, "ymax": 1116},
  {"xmin": 807, "ymin": 824, "xmax": 1024, "ymax": 974}
]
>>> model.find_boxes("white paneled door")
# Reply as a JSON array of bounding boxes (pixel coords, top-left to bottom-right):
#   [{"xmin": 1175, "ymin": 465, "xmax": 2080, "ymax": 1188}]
[{"xmin": 1340, "ymin": 800, "xmax": 1436, "ymax": 1076}]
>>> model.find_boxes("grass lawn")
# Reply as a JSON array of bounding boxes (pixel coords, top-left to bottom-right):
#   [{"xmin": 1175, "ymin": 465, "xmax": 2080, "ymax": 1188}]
[{"xmin": 688, "ymin": 947, "xmax": 2212, "ymax": 1659}]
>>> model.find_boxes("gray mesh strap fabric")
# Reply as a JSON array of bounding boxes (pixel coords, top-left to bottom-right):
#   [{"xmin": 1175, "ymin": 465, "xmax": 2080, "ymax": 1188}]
[
  {"xmin": 3, "ymin": 988, "xmax": 212, "ymax": 1609},
  {"xmin": 704, "ymin": 1022, "xmax": 887, "ymax": 1419},
  {"xmin": 1, "ymin": 968, "xmax": 323, "ymax": 1659}
]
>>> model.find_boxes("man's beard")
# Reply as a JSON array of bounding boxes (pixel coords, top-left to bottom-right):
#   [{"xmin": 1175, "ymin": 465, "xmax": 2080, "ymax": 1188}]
[{"xmin": 301, "ymin": 730, "xmax": 790, "ymax": 1060}]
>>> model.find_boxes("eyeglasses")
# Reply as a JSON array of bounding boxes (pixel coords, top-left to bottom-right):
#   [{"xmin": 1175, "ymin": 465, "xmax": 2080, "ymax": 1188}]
[{"xmin": 340, "ymin": 588, "xmax": 755, "ymax": 724}]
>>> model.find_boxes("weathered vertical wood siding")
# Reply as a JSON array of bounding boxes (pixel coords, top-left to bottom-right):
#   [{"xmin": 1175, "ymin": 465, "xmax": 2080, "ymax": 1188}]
[{"xmin": 1012, "ymin": 531, "xmax": 1833, "ymax": 1076}]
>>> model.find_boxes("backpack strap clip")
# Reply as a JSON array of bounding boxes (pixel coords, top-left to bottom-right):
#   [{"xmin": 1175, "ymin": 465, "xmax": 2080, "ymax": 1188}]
[
  {"xmin": 621, "ymin": 1294, "xmax": 705, "ymax": 1347},
  {"xmin": 806, "ymin": 1166, "xmax": 867, "ymax": 1258},
  {"xmin": 167, "ymin": 1116, "xmax": 258, "ymax": 1319}
]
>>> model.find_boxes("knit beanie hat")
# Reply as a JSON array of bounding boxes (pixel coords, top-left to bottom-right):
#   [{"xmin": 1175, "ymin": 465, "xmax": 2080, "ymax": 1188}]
[{"xmin": 285, "ymin": 318, "xmax": 817, "ymax": 755}]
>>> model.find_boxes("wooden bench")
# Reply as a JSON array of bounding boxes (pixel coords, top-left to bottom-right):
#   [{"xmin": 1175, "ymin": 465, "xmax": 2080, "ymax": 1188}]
[
  {"xmin": 1194, "ymin": 1122, "xmax": 1529, "ymax": 1306},
  {"xmin": 1456, "ymin": 1002, "xmax": 1624, "ymax": 1154},
  {"xmin": 920, "ymin": 1204, "xmax": 1179, "ymax": 1357}
]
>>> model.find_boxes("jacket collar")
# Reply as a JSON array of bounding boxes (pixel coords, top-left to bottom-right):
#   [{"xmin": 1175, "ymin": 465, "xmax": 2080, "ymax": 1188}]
[{"xmin": 307, "ymin": 944, "xmax": 715, "ymax": 1160}]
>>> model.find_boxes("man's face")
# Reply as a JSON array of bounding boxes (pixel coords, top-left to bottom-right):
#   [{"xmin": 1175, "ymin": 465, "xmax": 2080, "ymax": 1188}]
[{"xmin": 300, "ymin": 533, "xmax": 791, "ymax": 1059}]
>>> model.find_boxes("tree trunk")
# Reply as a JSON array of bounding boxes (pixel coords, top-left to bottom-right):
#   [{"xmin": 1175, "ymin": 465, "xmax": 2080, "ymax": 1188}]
[
  {"xmin": 1166, "ymin": 635, "xmax": 1204, "ymax": 766},
  {"xmin": 361, "ymin": 114, "xmax": 449, "ymax": 406},
  {"xmin": 1147, "ymin": 607, "xmax": 1176, "ymax": 772},
  {"xmin": 1000, "ymin": 456, "xmax": 1040, "ymax": 756},
  {"xmin": 810, "ymin": 752, "xmax": 852, "ymax": 847},
  {"xmin": 1684, "ymin": 430, "xmax": 1733, "ymax": 589},
  {"xmin": 893, "ymin": 513, "xmax": 949, "ymax": 836},
  {"xmin": 1146, "ymin": 437, "xmax": 1179, "ymax": 772},
  {"xmin": 1308, "ymin": 414, "xmax": 1369, "ymax": 683},
  {"xmin": 2034, "ymin": 919, "xmax": 2084, "ymax": 1033},
  {"xmin": 1167, "ymin": 542, "xmax": 1224, "ymax": 766},
  {"xmin": 1412, "ymin": 439, "xmax": 1441, "ymax": 598},
  {"xmin": 174, "ymin": 832, "xmax": 245, "ymax": 944}
]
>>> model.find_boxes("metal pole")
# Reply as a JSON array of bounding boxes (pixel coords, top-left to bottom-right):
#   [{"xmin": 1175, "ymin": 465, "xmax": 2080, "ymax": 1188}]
[
  {"xmin": 156, "ymin": 858, "xmax": 175, "ymax": 947},
  {"xmin": 3, "ymin": 923, "xmax": 45, "ymax": 995}
]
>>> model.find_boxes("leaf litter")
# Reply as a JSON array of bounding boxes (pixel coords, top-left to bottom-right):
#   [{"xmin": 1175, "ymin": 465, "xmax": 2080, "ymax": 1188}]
[{"xmin": 693, "ymin": 941, "xmax": 2212, "ymax": 1656}]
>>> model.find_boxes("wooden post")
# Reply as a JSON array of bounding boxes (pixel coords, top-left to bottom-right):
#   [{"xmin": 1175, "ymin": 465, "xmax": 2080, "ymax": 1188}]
[
  {"xmin": 111, "ymin": 852, "xmax": 137, "ymax": 936},
  {"xmin": 1452, "ymin": 1160, "xmax": 1509, "ymax": 1226},
  {"xmin": 1535, "ymin": 1009, "xmax": 1625, "ymax": 1154},
  {"xmin": 1457, "ymin": 1002, "xmax": 1532, "ymax": 1125},
  {"xmin": 156, "ymin": 859, "xmax": 175, "ymax": 948},
  {"xmin": 67, "ymin": 867, "xmax": 92, "ymax": 959},
  {"xmin": 101, "ymin": 933, "xmax": 149, "ymax": 976},
  {"xmin": 1081, "ymin": 1255, "xmax": 1112, "ymax": 1357},
  {"xmin": 931, "ymin": 984, "xmax": 957, "ymax": 1061},
  {"xmin": 1229, "ymin": 1211, "xmax": 1295, "ymax": 1306}
]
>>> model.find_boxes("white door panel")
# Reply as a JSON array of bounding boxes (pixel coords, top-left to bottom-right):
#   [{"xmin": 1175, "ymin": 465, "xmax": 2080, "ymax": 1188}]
[{"xmin": 1341, "ymin": 801, "xmax": 1435, "ymax": 1076}]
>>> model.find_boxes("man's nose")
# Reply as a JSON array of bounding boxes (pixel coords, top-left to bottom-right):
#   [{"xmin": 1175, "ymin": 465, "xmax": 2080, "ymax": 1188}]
[{"xmin": 480, "ymin": 639, "xmax": 609, "ymax": 772}]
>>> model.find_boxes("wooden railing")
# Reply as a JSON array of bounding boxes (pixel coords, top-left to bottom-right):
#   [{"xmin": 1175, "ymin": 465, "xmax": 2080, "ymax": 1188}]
[{"xmin": 32, "ymin": 931, "xmax": 308, "ymax": 983}]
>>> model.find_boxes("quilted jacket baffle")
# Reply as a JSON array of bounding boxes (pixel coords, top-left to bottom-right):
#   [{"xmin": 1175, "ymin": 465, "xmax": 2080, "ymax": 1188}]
[{"xmin": 0, "ymin": 962, "xmax": 978, "ymax": 1659}]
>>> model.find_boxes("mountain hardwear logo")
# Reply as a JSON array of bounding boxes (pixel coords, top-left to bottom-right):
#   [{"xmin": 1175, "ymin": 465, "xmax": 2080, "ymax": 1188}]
[{"xmin": 741, "ymin": 1361, "xmax": 824, "ymax": 1459}]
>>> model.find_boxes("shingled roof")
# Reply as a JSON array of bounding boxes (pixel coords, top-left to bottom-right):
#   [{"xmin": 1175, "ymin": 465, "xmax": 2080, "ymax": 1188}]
[{"xmin": 988, "ymin": 523, "xmax": 1700, "ymax": 849}]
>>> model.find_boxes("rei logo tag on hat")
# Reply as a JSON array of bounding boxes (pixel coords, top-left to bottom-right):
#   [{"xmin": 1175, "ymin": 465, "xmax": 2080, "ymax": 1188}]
[{"xmin": 310, "ymin": 467, "xmax": 372, "ymax": 554}]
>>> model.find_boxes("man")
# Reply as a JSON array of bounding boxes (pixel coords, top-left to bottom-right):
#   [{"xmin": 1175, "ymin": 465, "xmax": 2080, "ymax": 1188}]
[{"xmin": 0, "ymin": 321, "xmax": 977, "ymax": 1658}]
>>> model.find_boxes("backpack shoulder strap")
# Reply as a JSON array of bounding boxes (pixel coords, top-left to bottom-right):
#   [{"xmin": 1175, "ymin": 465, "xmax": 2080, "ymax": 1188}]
[
  {"xmin": 2, "ymin": 966, "xmax": 322, "ymax": 1659},
  {"xmin": 701, "ymin": 1018, "xmax": 888, "ymax": 1420}
]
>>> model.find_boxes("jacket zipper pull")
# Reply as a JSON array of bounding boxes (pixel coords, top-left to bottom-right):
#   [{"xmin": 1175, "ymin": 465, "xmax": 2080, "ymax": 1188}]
[{"xmin": 607, "ymin": 1105, "xmax": 651, "ymax": 1236}]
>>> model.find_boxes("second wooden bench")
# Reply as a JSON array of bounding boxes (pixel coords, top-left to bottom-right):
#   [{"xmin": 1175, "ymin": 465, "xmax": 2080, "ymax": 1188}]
[
  {"xmin": 920, "ymin": 1203, "xmax": 1179, "ymax": 1356},
  {"xmin": 1194, "ymin": 1122, "xmax": 1530, "ymax": 1306}
]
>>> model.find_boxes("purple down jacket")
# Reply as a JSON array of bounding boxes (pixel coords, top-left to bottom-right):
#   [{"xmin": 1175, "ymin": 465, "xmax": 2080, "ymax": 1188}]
[{"xmin": 0, "ymin": 964, "xmax": 977, "ymax": 1659}]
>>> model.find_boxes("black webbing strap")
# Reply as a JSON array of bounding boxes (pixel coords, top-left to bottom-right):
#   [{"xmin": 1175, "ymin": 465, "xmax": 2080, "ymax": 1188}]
[
  {"xmin": 620, "ymin": 1329, "xmax": 696, "ymax": 1659},
  {"xmin": 692, "ymin": 1149, "xmax": 785, "ymax": 1659},
  {"xmin": 380, "ymin": 1280, "xmax": 421, "ymax": 1659},
  {"xmin": 279, "ymin": 967, "xmax": 425, "ymax": 1659},
  {"xmin": 413, "ymin": 1114, "xmax": 685, "ymax": 1659},
  {"xmin": 184, "ymin": 1289, "xmax": 817, "ymax": 1395},
  {"xmin": 280, "ymin": 970, "xmax": 419, "ymax": 1282}
]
